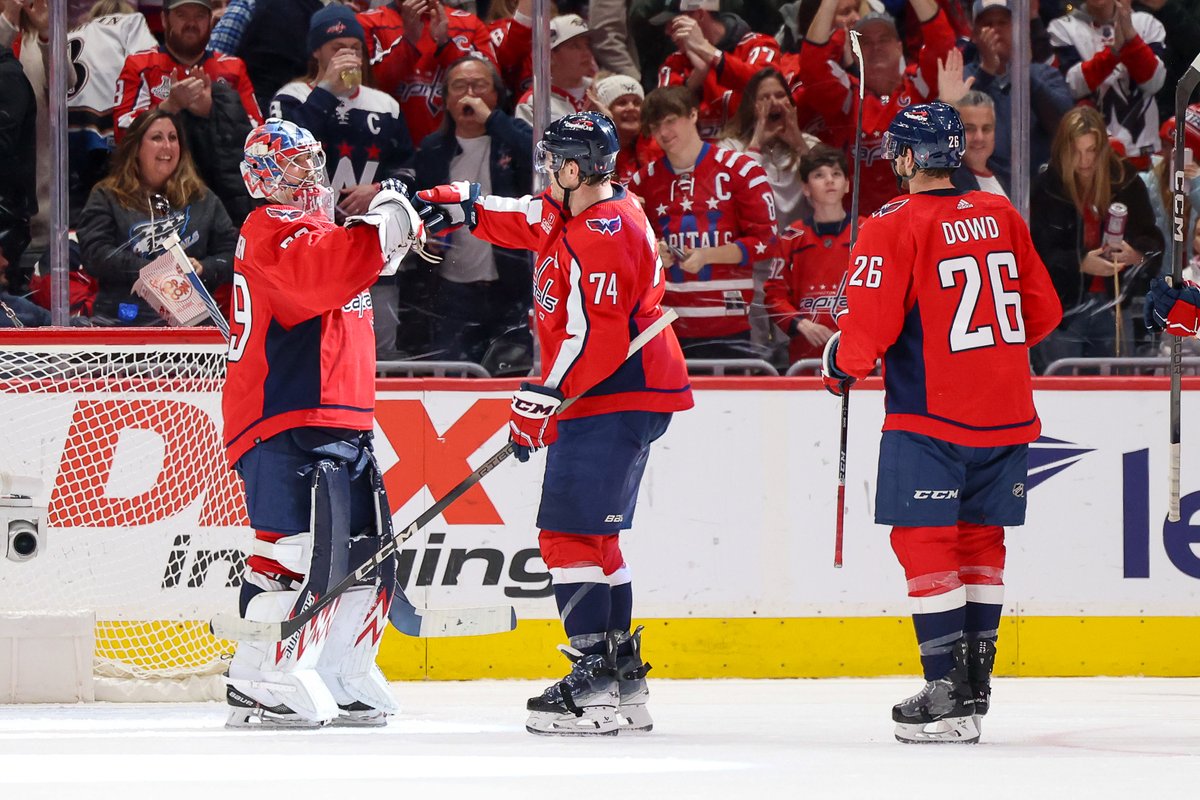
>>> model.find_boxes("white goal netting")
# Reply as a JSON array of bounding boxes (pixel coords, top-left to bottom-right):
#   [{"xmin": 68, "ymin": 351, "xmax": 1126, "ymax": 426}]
[{"xmin": 0, "ymin": 330, "xmax": 246, "ymax": 699}]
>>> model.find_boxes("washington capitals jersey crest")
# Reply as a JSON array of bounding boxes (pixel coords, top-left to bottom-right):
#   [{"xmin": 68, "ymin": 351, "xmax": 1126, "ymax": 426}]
[{"xmin": 586, "ymin": 216, "xmax": 622, "ymax": 236}]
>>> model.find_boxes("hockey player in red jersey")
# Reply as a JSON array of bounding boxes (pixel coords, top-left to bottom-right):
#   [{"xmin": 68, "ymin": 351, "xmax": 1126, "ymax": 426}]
[
  {"xmin": 801, "ymin": 0, "xmax": 955, "ymax": 216},
  {"xmin": 415, "ymin": 112, "xmax": 693, "ymax": 736},
  {"xmin": 821, "ymin": 103, "xmax": 1062, "ymax": 743},
  {"xmin": 765, "ymin": 144, "xmax": 859, "ymax": 364},
  {"xmin": 222, "ymin": 118, "xmax": 429, "ymax": 729},
  {"xmin": 630, "ymin": 86, "xmax": 779, "ymax": 358}
]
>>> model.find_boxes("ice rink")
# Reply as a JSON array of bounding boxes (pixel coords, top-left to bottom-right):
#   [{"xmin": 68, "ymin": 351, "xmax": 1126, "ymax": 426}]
[{"xmin": 1, "ymin": 678, "xmax": 1197, "ymax": 800}]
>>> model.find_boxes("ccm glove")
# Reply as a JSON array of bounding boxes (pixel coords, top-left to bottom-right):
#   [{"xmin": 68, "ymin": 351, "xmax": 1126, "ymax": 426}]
[
  {"xmin": 413, "ymin": 181, "xmax": 481, "ymax": 235},
  {"xmin": 1146, "ymin": 276, "xmax": 1200, "ymax": 338},
  {"xmin": 509, "ymin": 382, "xmax": 564, "ymax": 462},
  {"xmin": 821, "ymin": 331, "xmax": 856, "ymax": 397}
]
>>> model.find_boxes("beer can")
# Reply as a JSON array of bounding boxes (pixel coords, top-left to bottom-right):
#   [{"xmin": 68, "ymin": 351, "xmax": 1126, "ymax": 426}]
[{"xmin": 1103, "ymin": 202, "xmax": 1128, "ymax": 248}]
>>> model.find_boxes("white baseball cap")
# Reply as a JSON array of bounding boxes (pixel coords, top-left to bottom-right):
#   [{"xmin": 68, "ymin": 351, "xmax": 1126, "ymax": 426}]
[
  {"xmin": 650, "ymin": 0, "xmax": 720, "ymax": 26},
  {"xmin": 549, "ymin": 14, "xmax": 590, "ymax": 49}
]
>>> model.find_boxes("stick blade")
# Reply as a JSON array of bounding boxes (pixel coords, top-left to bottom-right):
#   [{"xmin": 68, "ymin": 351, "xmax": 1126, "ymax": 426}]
[
  {"xmin": 209, "ymin": 613, "xmax": 285, "ymax": 642},
  {"xmin": 389, "ymin": 601, "xmax": 517, "ymax": 638}
]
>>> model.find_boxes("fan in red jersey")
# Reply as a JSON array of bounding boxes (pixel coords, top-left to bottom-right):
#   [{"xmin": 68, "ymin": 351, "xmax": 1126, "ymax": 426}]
[
  {"xmin": 414, "ymin": 112, "xmax": 693, "ymax": 737},
  {"xmin": 221, "ymin": 118, "xmax": 429, "ymax": 731},
  {"xmin": 629, "ymin": 86, "xmax": 779, "ymax": 359},
  {"xmin": 822, "ymin": 102, "xmax": 1062, "ymax": 745}
]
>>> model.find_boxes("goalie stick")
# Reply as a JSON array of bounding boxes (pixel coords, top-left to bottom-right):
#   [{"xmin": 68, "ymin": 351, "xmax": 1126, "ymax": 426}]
[
  {"xmin": 210, "ymin": 308, "xmax": 680, "ymax": 642},
  {"xmin": 1167, "ymin": 52, "xmax": 1200, "ymax": 522},
  {"xmin": 834, "ymin": 29, "xmax": 867, "ymax": 569}
]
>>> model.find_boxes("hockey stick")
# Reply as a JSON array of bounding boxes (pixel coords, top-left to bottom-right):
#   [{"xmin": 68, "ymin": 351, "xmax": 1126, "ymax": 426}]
[
  {"xmin": 210, "ymin": 308, "xmax": 679, "ymax": 642},
  {"xmin": 834, "ymin": 29, "xmax": 867, "ymax": 569},
  {"xmin": 1167, "ymin": 53, "xmax": 1200, "ymax": 522}
]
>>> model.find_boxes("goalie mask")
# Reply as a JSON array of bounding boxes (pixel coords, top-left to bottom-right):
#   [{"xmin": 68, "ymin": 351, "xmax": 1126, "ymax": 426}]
[{"xmin": 241, "ymin": 119, "xmax": 334, "ymax": 218}]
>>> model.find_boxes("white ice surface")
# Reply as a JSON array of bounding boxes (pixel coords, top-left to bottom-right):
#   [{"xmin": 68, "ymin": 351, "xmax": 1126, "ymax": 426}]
[{"xmin": 0, "ymin": 678, "xmax": 1197, "ymax": 800}]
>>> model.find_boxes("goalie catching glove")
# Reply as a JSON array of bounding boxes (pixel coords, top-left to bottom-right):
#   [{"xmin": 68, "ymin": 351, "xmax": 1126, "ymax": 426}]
[
  {"xmin": 1145, "ymin": 276, "xmax": 1200, "ymax": 338},
  {"xmin": 345, "ymin": 184, "xmax": 432, "ymax": 275},
  {"xmin": 413, "ymin": 181, "xmax": 481, "ymax": 235},
  {"xmin": 509, "ymin": 382, "xmax": 564, "ymax": 462},
  {"xmin": 821, "ymin": 331, "xmax": 856, "ymax": 397}
]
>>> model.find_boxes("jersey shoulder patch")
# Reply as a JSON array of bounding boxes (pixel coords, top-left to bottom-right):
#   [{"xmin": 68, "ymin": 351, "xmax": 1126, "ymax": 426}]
[
  {"xmin": 585, "ymin": 216, "xmax": 622, "ymax": 236},
  {"xmin": 782, "ymin": 227, "xmax": 805, "ymax": 241},
  {"xmin": 265, "ymin": 206, "xmax": 306, "ymax": 222},
  {"xmin": 872, "ymin": 198, "xmax": 910, "ymax": 218}
]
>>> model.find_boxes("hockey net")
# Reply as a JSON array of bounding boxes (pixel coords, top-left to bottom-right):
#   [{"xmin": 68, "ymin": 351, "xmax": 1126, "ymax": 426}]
[{"xmin": 0, "ymin": 329, "xmax": 247, "ymax": 701}]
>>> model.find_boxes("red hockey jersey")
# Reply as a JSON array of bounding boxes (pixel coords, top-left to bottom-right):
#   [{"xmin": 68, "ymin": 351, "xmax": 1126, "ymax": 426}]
[
  {"xmin": 358, "ymin": 4, "xmax": 497, "ymax": 146},
  {"xmin": 471, "ymin": 186, "xmax": 693, "ymax": 419},
  {"xmin": 836, "ymin": 189, "xmax": 1063, "ymax": 447},
  {"xmin": 488, "ymin": 16, "xmax": 534, "ymax": 97},
  {"xmin": 657, "ymin": 30, "xmax": 780, "ymax": 141},
  {"xmin": 765, "ymin": 215, "xmax": 859, "ymax": 361},
  {"xmin": 222, "ymin": 205, "xmax": 385, "ymax": 464},
  {"xmin": 114, "ymin": 46, "xmax": 263, "ymax": 138},
  {"xmin": 798, "ymin": 11, "xmax": 955, "ymax": 216},
  {"xmin": 628, "ymin": 144, "xmax": 779, "ymax": 340}
]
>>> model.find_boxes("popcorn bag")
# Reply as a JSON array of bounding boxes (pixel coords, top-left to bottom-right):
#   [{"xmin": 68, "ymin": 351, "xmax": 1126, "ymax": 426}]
[{"xmin": 132, "ymin": 252, "xmax": 209, "ymax": 327}]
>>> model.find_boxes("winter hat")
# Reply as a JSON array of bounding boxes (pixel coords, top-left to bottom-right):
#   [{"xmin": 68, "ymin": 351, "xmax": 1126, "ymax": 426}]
[
  {"xmin": 593, "ymin": 75, "xmax": 644, "ymax": 109},
  {"xmin": 307, "ymin": 4, "xmax": 365, "ymax": 54}
]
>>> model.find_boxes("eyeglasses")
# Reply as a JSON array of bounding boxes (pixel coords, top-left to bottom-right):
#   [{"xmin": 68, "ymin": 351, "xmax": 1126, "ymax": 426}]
[{"xmin": 448, "ymin": 79, "xmax": 494, "ymax": 94}]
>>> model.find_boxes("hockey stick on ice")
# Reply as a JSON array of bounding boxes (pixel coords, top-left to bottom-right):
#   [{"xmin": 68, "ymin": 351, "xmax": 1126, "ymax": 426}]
[
  {"xmin": 210, "ymin": 309, "xmax": 680, "ymax": 642},
  {"xmin": 1167, "ymin": 53, "xmax": 1200, "ymax": 522},
  {"xmin": 834, "ymin": 29, "xmax": 867, "ymax": 569}
]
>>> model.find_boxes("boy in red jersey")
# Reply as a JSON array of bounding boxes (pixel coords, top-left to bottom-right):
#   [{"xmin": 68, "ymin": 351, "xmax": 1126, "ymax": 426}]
[
  {"xmin": 416, "ymin": 112, "xmax": 693, "ymax": 736},
  {"xmin": 222, "ymin": 118, "xmax": 427, "ymax": 730},
  {"xmin": 821, "ymin": 103, "xmax": 1062, "ymax": 744},
  {"xmin": 766, "ymin": 144, "xmax": 859, "ymax": 364}
]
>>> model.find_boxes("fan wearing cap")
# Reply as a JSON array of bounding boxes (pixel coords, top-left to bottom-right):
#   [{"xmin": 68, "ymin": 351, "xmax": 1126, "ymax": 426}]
[
  {"xmin": 588, "ymin": 73, "xmax": 663, "ymax": 184},
  {"xmin": 800, "ymin": 0, "xmax": 954, "ymax": 216},
  {"xmin": 514, "ymin": 14, "xmax": 598, "ymax": 126},
  {"xmin": 356, "ymin": 0, "xmax": 498, "ymax": 146},
  {"xmin": 415, "ymin": 112, "xmax": 692, "ymax": 736},
  {"xmin": 114, "ymin": 0, "xmax": 263, "ymax": 139},
  {"xmin": 652, "ymin": 0, "xmax": 781, "ymax": 141}
]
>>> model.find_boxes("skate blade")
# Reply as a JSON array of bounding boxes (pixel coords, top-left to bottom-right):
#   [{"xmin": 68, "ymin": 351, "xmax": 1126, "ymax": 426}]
[
  {"xmin": 526, "ymin": 708, "xmax": 619, "ymax": 736},
  {"xmin": 327, "ymin": 711, "xmax": 388, "ymax": 728},
  {"xmin": 225, "ymin": 709, "xmax": 328, "ymax": 730},
  {"xmin": 894, "ymin": 714, "xmax": 980, "ymax": 744},
  {"xmin": 617, "ymin": 703, "xmax": 653, "ymax": 734}
]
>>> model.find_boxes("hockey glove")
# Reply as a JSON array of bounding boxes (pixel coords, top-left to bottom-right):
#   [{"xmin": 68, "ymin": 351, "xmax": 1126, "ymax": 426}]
[
  {"xmin": 509, "ymin": 382, "xmax": 564, "ymax": 462},
  {"xmin": 345, "ymin": 187, "xmax": 427, "ymax": 275},
  {"xmin": 821, "ymin": 331, "xmax": 856, "ymax": 397},
  {"xmin": 413, "ymin": 181, "xmax": 481, "ymax": 235},
  {"xmin": 1145, "ymin": 277, "xmax": 1200, "ymax": 338}
]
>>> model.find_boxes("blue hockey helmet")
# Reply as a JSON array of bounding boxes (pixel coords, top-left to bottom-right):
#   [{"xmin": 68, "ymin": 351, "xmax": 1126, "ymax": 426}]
[
  {"xmin": 535, "ymin": 112, "xmax": 620, "ymax": 178},
  {"xmin": 881, "ymin": 102, "xmax": 965, "ymax": 170}
]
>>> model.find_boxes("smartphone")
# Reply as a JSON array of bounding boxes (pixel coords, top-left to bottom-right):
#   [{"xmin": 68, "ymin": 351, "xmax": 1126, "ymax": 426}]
[{"xmin": 667, "ymin": 242, "xmax": 686, "ymax": 261}]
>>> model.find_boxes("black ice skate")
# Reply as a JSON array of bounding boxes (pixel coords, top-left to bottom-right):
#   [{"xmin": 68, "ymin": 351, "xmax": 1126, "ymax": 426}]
[
  {"xmin": 526, "ymin": 636, "xmax": 620, "ymax": 736},
  {"xmin": 328, "ymin": 700, "xmax": 389, "ymax": 728},
  {"xmin": 615, "ymin": 626, "xmax": 653, "ymax": 734},
  {"xmin": 224, "ymin": 685, "xmax": 327, "ymax": 730},
  {"xmin": 967, "ymin": 637, "xmax": 997, "ymax": 728},
  {"xmin": 892, "ymin": 639, "xmax": 979, "ymax": 744}
]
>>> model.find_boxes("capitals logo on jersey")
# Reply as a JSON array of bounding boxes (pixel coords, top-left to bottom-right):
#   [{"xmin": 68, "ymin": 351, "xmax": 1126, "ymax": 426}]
[
  {"xmin": 533, "ymin": 256, "xmax": 560, "ymax": 313},
  {"xmin": 586, "ymin": 216, "xmax": 622, "ymax": 236}
]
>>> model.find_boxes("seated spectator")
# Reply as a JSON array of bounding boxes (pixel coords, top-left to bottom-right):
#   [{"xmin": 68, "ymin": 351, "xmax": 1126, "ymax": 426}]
[
  {"xmin": 765, "ymin": 144, "xmax": 858, "ymax": 366},
  {"xmin": 1140, "ymin": 109, "xmax": 1200, "ymax": 274},
  {"xmin": 271, "ymin": 4, "xmax": 415, "ymax": 355},
  {"xmin": 78, "ymin": 110, "xmax": 236, "ymax": 326},
  {"xmin": 587, "ymin": 73, "xmax": 662, "ymax": 185},
  {"xmin": 515, "ymin": 14, "xmax": 597, "ymax": 126},
  {"xmin": 114, "ymin": 0, "xmax": 264, "ymax": 224},
  {"xmin": 0, "ymin": 247, "xmax": 50, "ymax": 328},
  {"xmin": 1030, "ymin": 105, "xmax": 1163, "ymax": 370},
  {"xmin": 653, "ymin": 0, "xmax": 780, "ymax": 140},
  {"xmin": 629, "ymin": 85, "xmax": 778, "ymax": 360},
  {"xmin": 0, "ymin": 31, "xmax": 36, "ymax": 293},
  {"xmin": 949, "ymin": 91, "xmax": 1007, "ymax": 198},
  {"xmin": 801, "ymin": 0, "xmax": 954, "ymax": 216},
  {"xmin": 415, "ymin": 55, "xmax": 533, "ymax": 364},
  {"xmin": 1048, "ymin": 0, "xmax": 1166, "ymax": 169},
  {"xmin": 359, "ymin": 0, "xmax": 498, "ymax": 146},
  {"xmin": 963, "ymin": 0, "xmax": 1073, "ymax": 190},
  {"xmin": 66, "ymin": 0, "xmax": 158, "ymax": 223},
  {"xmin": 718, "ymin": 66, "xmax": 820, "ymax": 231}
]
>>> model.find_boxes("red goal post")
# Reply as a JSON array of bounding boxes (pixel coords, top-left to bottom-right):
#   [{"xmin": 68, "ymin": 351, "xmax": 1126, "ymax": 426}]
[{"xmin": 0, "ymin": 328, "xmax": 244, "ymax": 700}]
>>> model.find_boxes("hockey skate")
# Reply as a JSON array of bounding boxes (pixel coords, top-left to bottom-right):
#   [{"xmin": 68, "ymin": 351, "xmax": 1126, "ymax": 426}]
[
  {"xmin": 526, "ymin": 636, "xmax": 620, "ymax": 736},
  {"xmin": 224, "ymin": 683, "xmax": 329, "ymax": 730},
  {"xmin": 967, "ymin": 637, "xmax": 997, "ymax": 729},
  {"xmin": 892, "ymin": 639, "xmax": 979, "ymax": 744},
  {"xmin": 615, "ymin": 626, "xmax": 653, "ymax": 734}
]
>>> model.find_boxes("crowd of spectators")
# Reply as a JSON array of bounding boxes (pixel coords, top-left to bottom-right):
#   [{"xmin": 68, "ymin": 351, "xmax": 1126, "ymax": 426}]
[{"xmin": 0, "ymin": 0, "xmax": 1197, "ymax": 375}]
